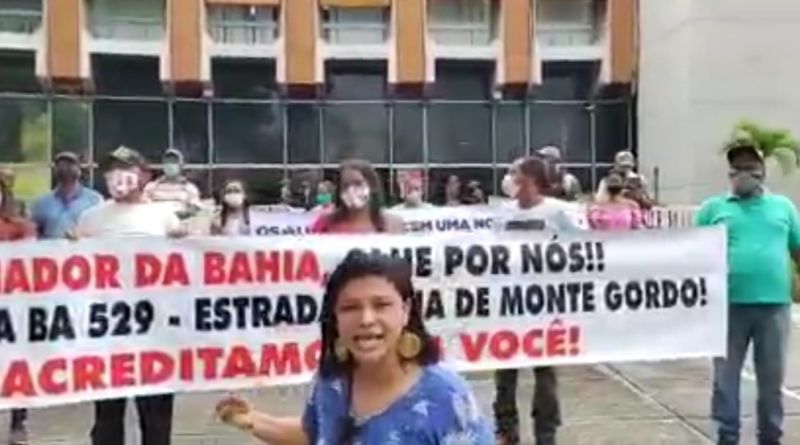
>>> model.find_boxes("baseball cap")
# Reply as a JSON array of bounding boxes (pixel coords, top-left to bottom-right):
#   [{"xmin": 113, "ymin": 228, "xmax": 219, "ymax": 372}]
[
  {"xmin": 107, "ymin": 146, "xmax": 148, "ymax": 168},
  {"xmin": 537, "ymin": 146, "xmax": 562, "ymax": 161},
  {"xmin": 615, "ymin": 150, "xmax": 636, "ymax": 167},
  {"xmin": 54, "ymin": 151, "xmax": 80, "ymax": 164},
  {"xmin": 163, "ymin": 148, "xmax": 184, "ymax": 162},
  {"xmin": 725, "ymin": 142, "xmax": 764, "ymax": 164}
]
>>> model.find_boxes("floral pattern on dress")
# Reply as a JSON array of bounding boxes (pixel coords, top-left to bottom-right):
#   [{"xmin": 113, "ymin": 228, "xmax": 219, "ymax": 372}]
[{"xmin": 301, "ymin": 365, "xmax": 494, "ymax": 445}]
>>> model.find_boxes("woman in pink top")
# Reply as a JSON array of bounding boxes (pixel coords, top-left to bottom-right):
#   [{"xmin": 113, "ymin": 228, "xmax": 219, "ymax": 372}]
[
  {"xmin": 588, "ymin": 171, "xmax": 642, "ymax": 231},
  {"xmin": 310, "ymin": 159, "xmax": 403, "ymax": 234}
]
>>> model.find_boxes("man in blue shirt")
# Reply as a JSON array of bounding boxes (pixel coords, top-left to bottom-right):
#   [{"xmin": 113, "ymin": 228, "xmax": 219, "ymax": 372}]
[
  {"xmin": 696, "ymin": 142, "xmax": 800, "ymax": 445},
  {"xmin": 32, "ymin": 151, "xmax": 102, "ymax": 239}
]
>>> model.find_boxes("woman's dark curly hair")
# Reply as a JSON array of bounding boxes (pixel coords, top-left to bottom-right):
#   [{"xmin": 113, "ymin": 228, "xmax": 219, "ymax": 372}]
[{"xmin": 317, "ymin": 250, "xmax": 440, "ymax": 379}]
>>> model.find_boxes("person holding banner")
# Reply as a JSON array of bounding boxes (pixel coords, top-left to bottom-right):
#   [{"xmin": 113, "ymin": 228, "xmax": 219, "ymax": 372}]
[
  {"xmin": 587, "ymin": 171, "xmax": 641, "ymax": 231},
  {"xmin": 211, "ymin": 179, "xmax": 252, "ymax": 236},
  {"xmin": 216, "ymin": 250, "xmax": 493, "ymax": 444},
  {"xmin": 74, "ymin": 146, "xmax": 185, "ymax": 445},
  {"xmin": 311, "ymin": 159, "xmax": 403, "ymax": 234},
  {"xmin": 393, "ymin": 170, "xmax": 432, "ymax": 210},
  {"xmin": 494, "ymin": 155, "xmax": 584, "ymax": 445},
  {"xmin": 32, "ymin": 151, "xmax": 103, "ymax": 239},
  {"xmin": 0, "ymin": 175, "xmax": 35, "ymax": 445},
  {"xmin": 697, "ymin": 142, "xmax": 800, "ymax": 445}
]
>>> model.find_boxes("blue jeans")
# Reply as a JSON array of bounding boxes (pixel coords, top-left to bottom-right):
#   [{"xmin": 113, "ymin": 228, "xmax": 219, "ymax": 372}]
[{"xmin": 711, "ymin": 304, "xmax": 791, "ymax": 445}]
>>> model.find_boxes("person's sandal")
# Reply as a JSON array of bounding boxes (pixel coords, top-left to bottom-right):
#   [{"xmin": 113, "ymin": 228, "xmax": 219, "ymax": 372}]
[
  {"xmin": 8, "ymin": 427, "xmax": 29, "ymax": 445},
  {"xmin": 495, "ymin": 432, "xmax": 520, "ymax": 445}
]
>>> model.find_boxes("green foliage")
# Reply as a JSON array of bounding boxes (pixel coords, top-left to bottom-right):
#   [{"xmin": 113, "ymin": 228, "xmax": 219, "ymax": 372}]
[{"xmin": 724, "ymin": 120, "xmax": 800, "ymax": 174}]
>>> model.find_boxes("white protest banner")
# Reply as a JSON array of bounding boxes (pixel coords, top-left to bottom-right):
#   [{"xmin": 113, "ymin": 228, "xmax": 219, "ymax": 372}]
[
  {"xmin": 251, "ymin": 204, "xmax": 589, "ymax": 235},
  {"xmin": 0, "ymin": 228, "xmax": 727, "ymax": 408}
]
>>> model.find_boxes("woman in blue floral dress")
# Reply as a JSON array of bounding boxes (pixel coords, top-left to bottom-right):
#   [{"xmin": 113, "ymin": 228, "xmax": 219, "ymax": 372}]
[{"xmin": 217, "ymin": 250, "xmax": 494, "ymax": 445}]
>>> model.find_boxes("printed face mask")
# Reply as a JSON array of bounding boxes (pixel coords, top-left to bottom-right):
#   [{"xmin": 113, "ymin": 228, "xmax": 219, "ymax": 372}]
[
  {"xmin": 341, "ymin": 185, "xmax": 370, "ymax": 209},
  {"xmin": 501, "ymin": 174, "xmax": 520, "ymax": 198},
  {"xmin": 105, "ymin": 169, "xmax": 140, "ymax": 200}
]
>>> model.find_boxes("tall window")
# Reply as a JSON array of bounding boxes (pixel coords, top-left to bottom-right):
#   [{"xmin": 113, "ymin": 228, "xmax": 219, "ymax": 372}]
[
  {"xmin": 0, "ymin": 0, "xmax": 42, "ymax": 34},
  {"xmin": 208, "ymin": 5, "xmax": 279, "ymax": 45},
  {"xmin": 88, "ymin": 0, "xmax": 165, "ymax": 40},
  {"xmin": 321, "ymin": 7, "xmax": 388, "ymax": 44},
  {"xmin": 428, "ymin": 0, "xmax": 495, "ymax": 46},
  {"xmin": 537, "ymin": 0, "xmax": 602, "ymax": 47}
]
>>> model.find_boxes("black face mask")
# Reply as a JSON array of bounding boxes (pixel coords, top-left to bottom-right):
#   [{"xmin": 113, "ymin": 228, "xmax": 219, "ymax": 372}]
[{"xmin": 607, "ymin": 186, "xmax": 623, "ymax": 196}]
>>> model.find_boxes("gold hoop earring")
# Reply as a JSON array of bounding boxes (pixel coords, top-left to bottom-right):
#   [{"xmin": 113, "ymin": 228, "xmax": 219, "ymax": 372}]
[
  {"xmin": 397, "ymin": 330, "xmax": 422, "ymax": 360},
  {"xmin": 334, "ymin": 339, "xmax": 349, "ymax": 363}
]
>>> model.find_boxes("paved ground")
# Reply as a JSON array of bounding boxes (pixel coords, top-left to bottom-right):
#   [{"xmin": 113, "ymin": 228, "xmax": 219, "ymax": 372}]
[{"xmin": 3, "ymin": 308, "xmax": 799, "ymax": 445}]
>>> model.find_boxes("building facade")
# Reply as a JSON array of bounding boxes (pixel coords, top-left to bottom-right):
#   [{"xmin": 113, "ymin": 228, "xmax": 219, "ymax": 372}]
[
  {"xmin": 0, "ymin": 0, "xmax": 637, "ymax": 203},
  {"xmin": 640, "ymin": 0, "xmax": 800, "ymax": 205}
]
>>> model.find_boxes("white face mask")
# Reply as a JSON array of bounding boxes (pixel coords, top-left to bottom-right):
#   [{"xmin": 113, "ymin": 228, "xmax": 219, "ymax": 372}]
[
  {"xmin": 501, "ymin": 174, "xmax": 520, "ymax": 198},
  {"xmin": 105, "ymin": 169, "xmax": 140, "ymax": 200},
  {"xmin": 405, "ymin": 189, "xmax": 423, "ymax": 205},
  {"xmin": 224, "ymin": 192, "xmax": 245, "ymax": 208},
  {"xmin": 341, "ymin": 185, "xmax": 370, "ymax": 209}
]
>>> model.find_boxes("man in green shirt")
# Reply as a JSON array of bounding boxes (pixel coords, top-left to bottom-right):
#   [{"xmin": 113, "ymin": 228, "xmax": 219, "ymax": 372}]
[{"xmin": 696, "ymin": 142, "xmax": 800, "ymax": 445}]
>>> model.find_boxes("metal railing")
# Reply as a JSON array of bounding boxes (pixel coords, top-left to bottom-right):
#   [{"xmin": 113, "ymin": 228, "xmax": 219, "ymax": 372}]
[
  {"xmin": 429, "ymin": 22, "xmax": 493, "ymax": 46},
  {"xmin": 322, "ymin": 22, "xmax": 388, "ymax": 44},
  {"xmin": 537, "ymin": 23, "xmax": 597, "ymax": 47},
  {"xmin": 90, "ymin": 16, "xmax": 163, "ymax": 40},
  {"xmin": 209, "ymin": 20, "xmax": 278, "ymax": 45},
  {"xmin": 0, "ymin": 9, "xmax": 41, "ymax": 34}
]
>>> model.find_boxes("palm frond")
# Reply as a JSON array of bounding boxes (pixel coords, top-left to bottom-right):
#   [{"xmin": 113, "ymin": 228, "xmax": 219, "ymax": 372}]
[{"xmin": 723, "ymin": 120, "xmax": 800, "ymax": 174}]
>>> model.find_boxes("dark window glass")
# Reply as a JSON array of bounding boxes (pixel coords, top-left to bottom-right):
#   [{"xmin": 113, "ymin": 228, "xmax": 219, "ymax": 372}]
[
  {"xmin": 595, "ymin": 100, "xmax": 630, "ymax": 164},
  {"xmin": 212, "ymin": 59, "xmax": 279, "ymax": 99},
  {"xmin": 428, "ymin": 103, "xmax": 492, "ymax": 163},
  {"xmin": 93, "ymin": 55, "xmax": 162, "ymax": 95},
  {"xmin": 94, "ymin": 99, "xmax": 169, "ymax": 163},
  {"xmin": 173, "ymin": 101, "xmax": 209, "ymax": 163},
  {"xmin": 323, "ymin": 104, "xmax": 389, "ymax": 163},
  {"xmin": 496, "ymin": 102, "xmax": 526, "ymax": 163},
  {"xmin": 0, "ymin": 98, "xmax": 49, "ymax": 163},
  {"xmin": 535, "ymin": 61, "xmax": 599, "ymax": 100},
  {"xmin": 287, "ymin": 103, "xmax": 320, "ymax": 164},
  {"xmin": 568, "ymin": 165, "xmax": 612, "ymax": 194},
  {"xmin": 53, "ymin": 99, "xmax": 91, "ymax": 162},
  {"xmin": 213, "ymin": 102, "xmax": 282, "ymax": 164},
  {"xmin": 0, "ymin": 50, "xmax": 39, "ymax": 92},
  {"xmin": 392, "ymin": 103, "xmax": 423, "ymax": 164},
  {"xmin": 428, "ymin": 168, "xmax": 494, "ymax": 204},
  {"xmin": 433, "ymin": 61, "xmax": 494, "ymax": 99},
  {"xmin": 210, "ymin": 168, "xmax": 284, "ymax": 205},
  {"xmin": 530, "ymin": 102, "xmax": 590, "ymax": 162},
  {"xmin": 326, "ymin": 61, "xmax": 387, "ymax": 100}
]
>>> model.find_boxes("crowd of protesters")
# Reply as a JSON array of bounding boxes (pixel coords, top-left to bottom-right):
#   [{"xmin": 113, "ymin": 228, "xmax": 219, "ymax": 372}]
[{"xmin": 0, "ymin": 137, "xmax": 795, "ymax": 445}]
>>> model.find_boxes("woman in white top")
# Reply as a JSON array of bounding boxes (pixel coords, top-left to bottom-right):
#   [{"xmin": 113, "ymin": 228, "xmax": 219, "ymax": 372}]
[{"xmin": 212, "ymin": 179, "xmax": 252, "ymax": 236}]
